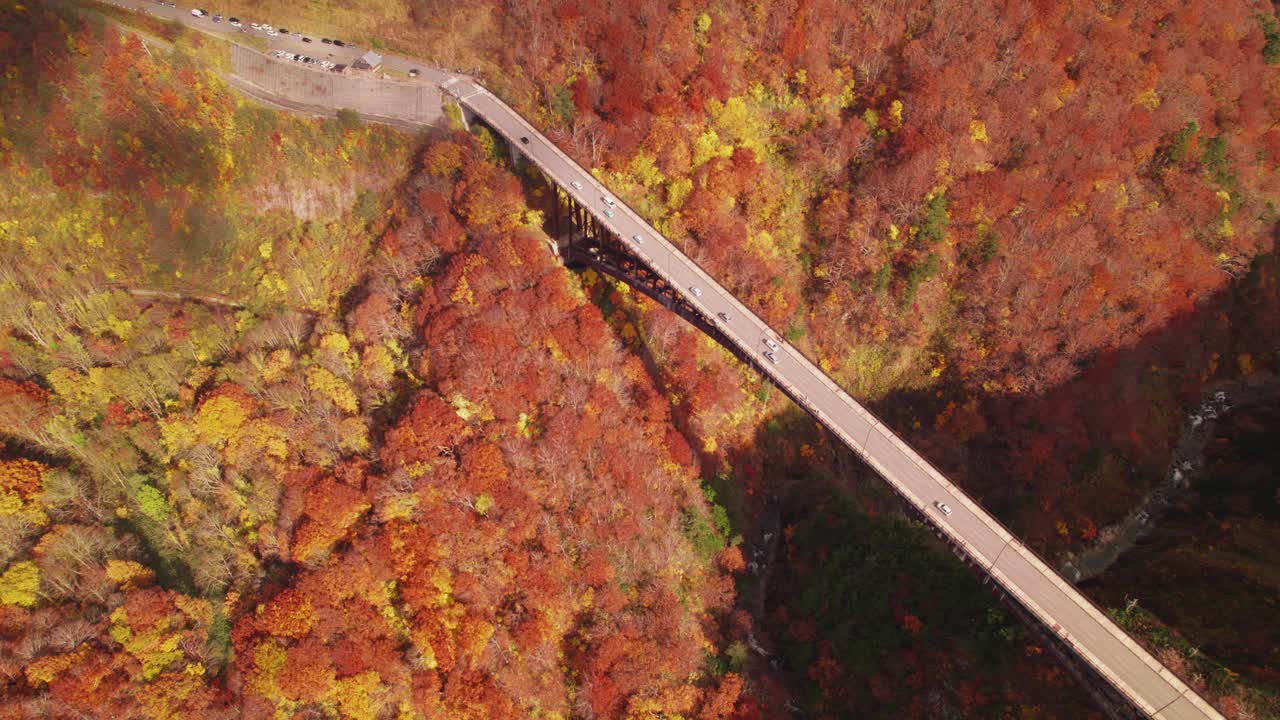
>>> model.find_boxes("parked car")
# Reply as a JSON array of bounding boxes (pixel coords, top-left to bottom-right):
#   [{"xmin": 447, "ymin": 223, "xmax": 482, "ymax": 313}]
[
  {"xmin": 190, "ymin": 8, "xmax": 206, "ymax": 16},
  {"xmin": 690, "ymin": 286, "xmax": 703, "ymax": 297},
  {"xmin": 277, "ymin": 27, "xmax": 288, "ymax": 34},
  {"xmin": 332, "ymin": 39, "xmax": 346, "ymax": 46},
  {"xmin": 266, "ymin": 29, "xmax": 278, "ymax": 36},
  {"xmin": 301, "ymin": 36, "xmax": 312, "ymax": 42},
  {"xmin": 631, "ymin": 234, "xmax": 645, "ymax": 245},
  {"xmin": 321, "ymin": 37, "xmax": 332, "ymax": 44},
  {"xmin": 408, "ymin": 68, "xmax": 420, "ymax": 77},
  {"xmin": 933, "ymin": 500, "xmax": 953, "ymax": 516},
  {"xmin": 261, "ymin": 24, "xmax": 273, "ymax": 31},
  {"xmin": 602, "ymin": 196, "xmax": 616, "ymax": 208},
  {"xmin": 250, "ymin": 22, "xmax": 260, "ymax": 29},
  {"xmin": 212, "ymin": 14, "xmax": 222, "ymax": 22},
  {"xmin": 228, "ymin": 17, "xmax": 240, "ymax": 26}
]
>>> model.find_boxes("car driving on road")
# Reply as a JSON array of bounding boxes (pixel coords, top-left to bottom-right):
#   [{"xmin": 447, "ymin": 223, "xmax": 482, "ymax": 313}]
[
  {"xmin": 690, "ymin": 286, "xmax": 702, "ymax": 297},
  {"xmin": 763, "ymin": 351, "xmax": 777, "ymax": 363},
  {"xmin": 571, "ymin": 181, "xmax": 583, "ymax": 190},
  {"xmin": 933, "ymin": 500, "xmax": 953, "ymax": 516},
  {"xmin": 763, "ymin": 337, "xmax": 779, "ymax": 351},
  {"xmin": 631, "ymin": 234, "xmax": 645, "ymax": 244}
]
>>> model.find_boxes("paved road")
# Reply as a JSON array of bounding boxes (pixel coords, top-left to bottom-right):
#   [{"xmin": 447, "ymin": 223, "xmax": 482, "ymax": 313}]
[
  {"xmin": 96, "ymin": 3, "xmax": 1226, "ymax": 718},
  {"xmin": 101, "ymin": 0, "xmax": 450, "ymax": 82},
  {"xmin": 449, "ymin": 84, "xmax": 1225, "ymax": 720}
]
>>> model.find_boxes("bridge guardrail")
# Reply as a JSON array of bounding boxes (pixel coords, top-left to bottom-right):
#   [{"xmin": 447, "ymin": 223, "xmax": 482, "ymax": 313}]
[
  {"xmin": 60, "ymin": 1, "xmax": 1223, "ymax": 716},
  {"xmin": 454, "ymin": 85, "xmax": 1223, "ymax": 720}
]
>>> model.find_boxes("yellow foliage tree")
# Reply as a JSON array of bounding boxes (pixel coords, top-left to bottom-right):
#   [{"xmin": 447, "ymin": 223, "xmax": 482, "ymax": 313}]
[
  {"xmin": 710, "ymin": 96, "xmax": 773, "ymax": 158},
  {"xmin": 261, "ymin": 349, "xmax": 294, "ymax": 383},
  {"xmin": 628, "ymin": 152, "xmax": 665, "ymax": 188},
  {"xmin": 0, "ymin": 458, "xmax": 48, "ymax": 527},
  {"xmin": 195, "ymin": 395, "xmax": 249, "ymax": 447},
  {"xmin": 0, "ymin": 561, "xmax": 39, "ymax": 607},
  {"xmin": 109, "ymin": 606, "xmax": 185, "ymax": 680},
  {"xmin": 305, "ymin": 367, "xmax": 359, "ymax": 414},
  {"xmin": 25, "ymin": 646, "xmax": 89, "ymax": 687},
  {"xmin": 106, "ymin": 559, "xmax": 155, "ymax": 588},
  {"xmin": 691, "ymin": 128, "xmax": 734, "ymax": 168}
]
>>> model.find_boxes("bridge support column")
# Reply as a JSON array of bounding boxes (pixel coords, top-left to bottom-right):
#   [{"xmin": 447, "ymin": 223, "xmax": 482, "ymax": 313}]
[{"xmin": 448, "ymin": 100, "xmax": 475, "ymax": 131}]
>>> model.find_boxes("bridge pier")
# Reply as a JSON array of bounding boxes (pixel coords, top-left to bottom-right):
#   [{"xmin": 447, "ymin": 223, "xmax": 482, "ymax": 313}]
[{"xmin": 452, "ymin": 100, "xmax": 476, "ymax": 131}]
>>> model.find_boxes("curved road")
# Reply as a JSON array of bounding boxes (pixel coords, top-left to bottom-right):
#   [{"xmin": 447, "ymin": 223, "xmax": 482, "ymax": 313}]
[{"xmin": 97, "ymin": 2, "xmax": 1225, "ymax": 718}]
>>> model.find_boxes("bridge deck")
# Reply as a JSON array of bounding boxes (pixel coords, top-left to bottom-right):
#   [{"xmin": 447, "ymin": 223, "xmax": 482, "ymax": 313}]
[
  {"xmin": 65, "ymin": 0, "xmax": 1226, "ymax": 714},
  {"xmin": 450, "ymin": 83, "xmax": 1225, "ymax": 720}
]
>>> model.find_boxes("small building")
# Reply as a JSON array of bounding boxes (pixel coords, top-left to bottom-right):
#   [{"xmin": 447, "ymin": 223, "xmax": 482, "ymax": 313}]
[{"xmin": 352, "ymin": 51, "xmax": 383, "ymax": 71}]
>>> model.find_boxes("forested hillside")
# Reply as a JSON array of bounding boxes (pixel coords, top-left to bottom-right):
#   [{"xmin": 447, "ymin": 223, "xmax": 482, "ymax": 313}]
[
  {"xmin": 3, "ymin": 0, "xmax": 1280, "ymax": 718},
  {"xmin": 0, "ymin": 5, "xmax": 744, "ymax": 717},
  {"xmin": 204, "ymin": 0, "xmax": 1280, "ymax": 544}
]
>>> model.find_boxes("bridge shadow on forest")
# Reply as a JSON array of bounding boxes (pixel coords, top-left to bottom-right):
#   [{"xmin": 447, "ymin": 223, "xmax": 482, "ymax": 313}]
[
  {"xmin": 752, "ymin": 244, "xmax": 1279, "ymax": 718},
  {"xmin": 497, "ymin": 121, "xmax": 1280, "ymax": 717}
]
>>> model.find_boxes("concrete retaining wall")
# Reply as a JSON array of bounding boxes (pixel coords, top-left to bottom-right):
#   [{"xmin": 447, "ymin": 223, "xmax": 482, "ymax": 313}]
[{"xmin": 230, "ymin": 44, "xmax": 443, "ymax": 126}]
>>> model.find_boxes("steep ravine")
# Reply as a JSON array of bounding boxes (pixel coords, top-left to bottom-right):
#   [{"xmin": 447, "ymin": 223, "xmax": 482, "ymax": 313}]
[{"xmin": 1060, "ymin": 375, "xmax": 1280, "ymax": 583}]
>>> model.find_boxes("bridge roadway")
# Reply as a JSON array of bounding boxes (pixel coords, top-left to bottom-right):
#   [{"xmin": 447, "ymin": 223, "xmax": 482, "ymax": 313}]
[
  {"xmin": 88, "ymin": 2, "xmax": 1223, "ymax": 715},
  {"xmin": 445, "ymin": 82, "xmax": 1224, "ymax": 720}
]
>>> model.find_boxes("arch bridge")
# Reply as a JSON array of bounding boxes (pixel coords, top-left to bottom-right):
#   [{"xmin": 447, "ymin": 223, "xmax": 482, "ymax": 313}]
[{"xmin": 441, "ymin": 78, "xmax": 1225, "ymax": 720}]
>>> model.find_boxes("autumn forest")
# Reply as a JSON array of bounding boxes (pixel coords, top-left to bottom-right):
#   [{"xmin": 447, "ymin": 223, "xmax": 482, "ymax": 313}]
[{"xmin": 1, "ymin": 0, "xmax": 1279, "ymax": 718}]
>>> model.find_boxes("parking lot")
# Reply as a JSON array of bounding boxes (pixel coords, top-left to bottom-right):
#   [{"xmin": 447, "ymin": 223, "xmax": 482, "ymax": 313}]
[
  {"xmin": 229, "ymin": 44, "xmax": 444, "ymax": 126},
  {"xmin": 269, "ymin": 49, "xmax": 344, "ymax": 73}
]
